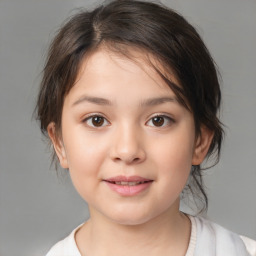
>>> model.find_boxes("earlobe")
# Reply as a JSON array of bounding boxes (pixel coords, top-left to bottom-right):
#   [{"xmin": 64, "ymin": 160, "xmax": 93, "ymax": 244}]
[
  {"xmin": 192, "ymin": 126, "xmax": 214, "ymax": 166},
  {"xmin": 47, "ymin": 122, "xmax": 69, "ymax": 169}
]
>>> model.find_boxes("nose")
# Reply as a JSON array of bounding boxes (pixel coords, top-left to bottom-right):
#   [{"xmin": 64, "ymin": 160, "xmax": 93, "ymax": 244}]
[{"xmin": 110, "ymin": 124, "xmax": 146, "ymax": 165}]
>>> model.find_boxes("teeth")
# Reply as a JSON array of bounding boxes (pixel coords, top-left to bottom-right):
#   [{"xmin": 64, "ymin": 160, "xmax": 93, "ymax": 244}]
[{"xmin": 114, "ymin": 181, "xmax": 145, "ymax": 186}]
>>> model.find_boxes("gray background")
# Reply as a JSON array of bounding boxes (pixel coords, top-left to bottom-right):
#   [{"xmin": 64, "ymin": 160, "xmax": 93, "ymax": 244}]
[{"xmin": 0, "ymin": 0, "xmax": 255, "ymax": 255}]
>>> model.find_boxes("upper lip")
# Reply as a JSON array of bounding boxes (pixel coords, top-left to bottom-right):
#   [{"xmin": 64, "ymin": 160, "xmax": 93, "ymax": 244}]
[{"xmin": 103, "ymin": 175, "xmax": 153, "ymax": 182}]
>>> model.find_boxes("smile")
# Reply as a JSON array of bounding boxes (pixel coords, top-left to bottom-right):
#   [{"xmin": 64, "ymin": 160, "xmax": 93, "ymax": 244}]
[
  {"xmin": 107, "ymin": 181, "xmax": 150, "ymax": 186},
  {"xmin": 103, "ymin": 176, "xmax": 153, "ymax": 196}
]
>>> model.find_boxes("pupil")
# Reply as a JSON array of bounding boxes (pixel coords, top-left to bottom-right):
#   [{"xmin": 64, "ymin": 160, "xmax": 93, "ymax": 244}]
[
  {"xmin": 153, "ymin": 117, "xmax": 164, "ymax": 126},
  {"xmin": 92, "ymin": 116, "xmax": 104, "ymax": 126}
]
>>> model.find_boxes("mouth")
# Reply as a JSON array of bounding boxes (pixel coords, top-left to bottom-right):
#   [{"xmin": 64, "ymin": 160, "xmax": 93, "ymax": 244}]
[
  {"xmin": 103, "ymin": 176, "xmax": 153, "ymax": 196},
  {"xmin": 103, "ymin": 175, "xmax": 153, "ymax": 185},
  {"xmin": 106, "ymin": 180, "xmax": 151, "ymax": 186}
]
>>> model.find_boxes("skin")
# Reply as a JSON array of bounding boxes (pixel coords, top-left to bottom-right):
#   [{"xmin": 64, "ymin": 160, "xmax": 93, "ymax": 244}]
[{"xmin": 48, "ymin": 48, "xmax": 213, "ymax": 256}]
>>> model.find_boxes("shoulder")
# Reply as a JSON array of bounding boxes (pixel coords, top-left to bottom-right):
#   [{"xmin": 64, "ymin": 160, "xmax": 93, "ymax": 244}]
[
  {"xmin": 192, "ymin": 216, "xmax": 256, "ymax": 256},
  {"xmin": 241, "ymin": 236, "xmax": 256, "ymax": 256},
  {"xmin": 45, "ymin": 224, "xmax": 82, "ymax": 256}
]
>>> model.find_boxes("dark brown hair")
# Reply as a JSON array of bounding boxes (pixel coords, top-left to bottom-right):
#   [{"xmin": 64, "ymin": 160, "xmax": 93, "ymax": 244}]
[{"xmin": 36, "ymin": 0, "xmax": 224, "ymax": 212}]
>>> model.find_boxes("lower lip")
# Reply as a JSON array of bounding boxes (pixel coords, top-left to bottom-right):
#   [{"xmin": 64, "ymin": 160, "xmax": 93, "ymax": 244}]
[{"xmin": 104, "ymin": 181, "xmax": 153, "ymax": 196}]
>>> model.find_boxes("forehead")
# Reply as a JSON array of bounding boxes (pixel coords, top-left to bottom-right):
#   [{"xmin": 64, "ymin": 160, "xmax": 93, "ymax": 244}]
[
  {"xmin": 73, "ymin": 46, "xmax": 181, "ymax": 94},
  {"xmin": 69, "ymin": 52, "xmax": 173, "ymax": 100},
  {"xmin": 62, "ymin": 47, "xmax": 187, "ymax": 120}
]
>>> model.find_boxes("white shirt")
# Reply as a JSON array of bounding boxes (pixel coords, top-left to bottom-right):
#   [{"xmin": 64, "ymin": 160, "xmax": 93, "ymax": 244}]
[{"xmin": 46, "ymin": 216, "xmax": 256, "ymax": 256}]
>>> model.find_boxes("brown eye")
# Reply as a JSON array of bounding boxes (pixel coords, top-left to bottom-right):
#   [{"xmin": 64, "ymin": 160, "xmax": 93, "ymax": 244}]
[
  {"xmin": 152, "ymin": 116, "xmax": 164, "ymax": 127},
  {"xmin": 84, "ymin": 115, "xmax": 109, "ymax": 127},
  {"xmin": 92, "ymin": 116, "xmax": 104, "ymax": 126},
  {"xmin": 146, "ymin": 115, "xmax": 174, "ymax": 127}
]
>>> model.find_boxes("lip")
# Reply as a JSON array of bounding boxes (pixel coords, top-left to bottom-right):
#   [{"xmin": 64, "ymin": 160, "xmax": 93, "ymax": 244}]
[{"xmin": 103, "ymin": 176, "xmax": 153, "ymax": 196}]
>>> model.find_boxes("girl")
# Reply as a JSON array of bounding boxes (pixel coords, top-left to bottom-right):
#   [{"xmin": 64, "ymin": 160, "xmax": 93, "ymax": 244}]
[{"xmin": 36, "ymin": 0, "xmax": 256, "ymax": 255}]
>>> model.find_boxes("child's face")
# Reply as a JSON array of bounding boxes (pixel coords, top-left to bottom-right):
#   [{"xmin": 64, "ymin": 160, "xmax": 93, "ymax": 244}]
[{"xmin": 48, "ymin": 48, "xmax": 211, "ymax": 225}]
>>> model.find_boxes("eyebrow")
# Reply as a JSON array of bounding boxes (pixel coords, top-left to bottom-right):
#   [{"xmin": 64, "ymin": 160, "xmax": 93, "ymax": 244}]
[
  {"xmin": 140, "ymin": 97, "xmax": 177, "ymax": 107},
  {"xmin": 72, "ymin": 95, "xmax": 177, "ymax": 107},
  {"xmin": 72, "ymin": 96, "xmax": 112, "ymax": 106}
]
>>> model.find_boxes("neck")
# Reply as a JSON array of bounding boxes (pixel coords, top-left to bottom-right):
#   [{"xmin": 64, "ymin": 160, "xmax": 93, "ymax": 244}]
[{"xmin": 76, "ymin": 201, "xmax": 191, "ymax": 256}]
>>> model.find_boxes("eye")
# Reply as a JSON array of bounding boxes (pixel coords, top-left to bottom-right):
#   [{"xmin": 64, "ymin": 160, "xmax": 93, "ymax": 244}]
[
  {"xmin": 83, "ymin": 115, "xmax": 110, "ymax": 128},
  {"xmin": 146, "ymin": 115, "xmax": 174, "ymax": 127}
]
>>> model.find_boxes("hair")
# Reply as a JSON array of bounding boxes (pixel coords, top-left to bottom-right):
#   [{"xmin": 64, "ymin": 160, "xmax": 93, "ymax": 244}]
[{"xmin": 36, "ymin": 0, "xmax": 224, "ymax": 212}]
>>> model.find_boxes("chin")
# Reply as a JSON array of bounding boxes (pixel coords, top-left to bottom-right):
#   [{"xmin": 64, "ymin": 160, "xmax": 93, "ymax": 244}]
[
  {"xmin": 107, "ymin": 211, "xmax": 155, "ymax": 226},
  {"xmin": 113, "ymin": 218, "xmax": 150, "ymax": 226}
]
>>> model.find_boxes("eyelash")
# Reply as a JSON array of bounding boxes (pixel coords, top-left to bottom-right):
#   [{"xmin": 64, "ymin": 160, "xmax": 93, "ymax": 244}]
[
  {"xmin": 82, "ymin": 114, "xmax": 110, "ymax": 128},
  {"xmin": 146, "ymin": 115, "xmax": 175, "ymax": 127},
  {"xmin": 82, "ymin": 114, "xmax": 175, "ymax": 128}
]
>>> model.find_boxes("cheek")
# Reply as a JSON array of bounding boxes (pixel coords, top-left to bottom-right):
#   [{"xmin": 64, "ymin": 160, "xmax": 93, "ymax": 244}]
[
  {"xmin": 156, "ymin": 134, "xmax": 194, "ymax": 169},
  {"xmin": 62, "ymin": 127, "xmax": 109, "ymax": 190},
  {"xmin": 152, "ymin": 131, "xmax": 194, "ymax": 187},
  {"xmin": 65, "ymin": 144, "xmax": 106, "ymax": 203},
  {"xmin": 153, "ymin": 143, "xmax": 192, "ymax": 207},
  {"xmin": 63, "ymin": 126, "xmax": 108, "ymax": 164}
]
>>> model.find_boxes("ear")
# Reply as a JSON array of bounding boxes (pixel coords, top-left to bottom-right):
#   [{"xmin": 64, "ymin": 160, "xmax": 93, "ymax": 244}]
[
  {"xmin": 47, "ymin": 122, "xmax": 69, "ymax": 169},
  {"xmin": 192, "ymin": 126, "xmax": 214, "ymax": 165}
]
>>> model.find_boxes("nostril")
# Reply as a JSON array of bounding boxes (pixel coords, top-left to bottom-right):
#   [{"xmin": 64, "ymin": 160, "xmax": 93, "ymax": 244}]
[
  {"xmin": 113, "ymin": 157, "xmax": 141, "ymax": 163},
  {"xmin": 110, "ymin": 146, "xmax": 146, "ymax": 164}
]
